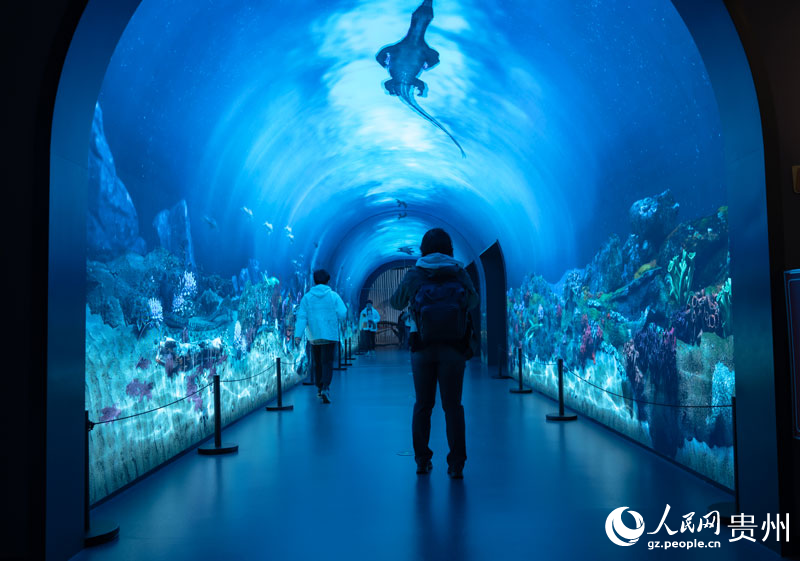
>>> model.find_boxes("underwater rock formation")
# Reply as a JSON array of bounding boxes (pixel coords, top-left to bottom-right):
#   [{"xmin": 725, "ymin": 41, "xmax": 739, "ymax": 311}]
[
  {"xmin": 153, "ymin": 199, "xmax": 196, "ymax": 270},
  {"xmin": 659, "ymin": 206, "xmax": 729, "ymax": 290},
  {"xmin": 584, "ymin": 235, "xmax": 625, "ymax": 294},
  {"xmin": 629, "ymin": 190, "xmax": 679, "ymax": 246},
  {"xmin": 87, "ymin": 103, "xmax": 146, "ymax": 260}
]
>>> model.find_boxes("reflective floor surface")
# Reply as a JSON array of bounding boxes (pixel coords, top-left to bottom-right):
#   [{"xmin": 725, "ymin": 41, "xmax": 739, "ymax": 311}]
[{"xmin": 72, "ymin": 350, "xmax": 780, "ymax": 561}]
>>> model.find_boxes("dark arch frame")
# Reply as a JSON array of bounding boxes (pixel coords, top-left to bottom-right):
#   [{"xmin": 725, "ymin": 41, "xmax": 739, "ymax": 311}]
[{"xmin": 39, "ymin": 1, "xmax": 781, "ymax": 557}]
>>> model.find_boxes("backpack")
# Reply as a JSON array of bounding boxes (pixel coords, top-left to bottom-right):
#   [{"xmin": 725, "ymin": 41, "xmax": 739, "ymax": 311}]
[{"xmin": 411, "ymin": 273, "xmax": 469, "ymax": 345}]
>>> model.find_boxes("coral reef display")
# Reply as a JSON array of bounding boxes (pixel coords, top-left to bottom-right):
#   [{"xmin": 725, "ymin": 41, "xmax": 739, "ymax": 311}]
[
  {"xmin": 85, "ymin": 103, "xmax": 315, "ymax": 503},
  {"xmin": 508, "ymin": 193, "xmax": 735, "ymax": 487},
  {"xmin": 85, "ymin": 252, "xmax": 305, "ymax": 502}
]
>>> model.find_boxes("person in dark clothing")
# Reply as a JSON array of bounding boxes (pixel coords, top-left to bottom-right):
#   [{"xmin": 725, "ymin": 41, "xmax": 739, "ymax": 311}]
[
  {"xmin": 390, "ymin": 228, "xmax": 479, "ymax": 479},
  {"xmin": 396, "ymin": 309, "xmax": 409, "ymax": 348}
]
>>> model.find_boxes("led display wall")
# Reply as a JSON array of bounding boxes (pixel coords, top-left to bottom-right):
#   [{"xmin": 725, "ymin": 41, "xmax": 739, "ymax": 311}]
[{"xmin": 86, "ymin": 0, "xmax": 734, "ymax": 498}]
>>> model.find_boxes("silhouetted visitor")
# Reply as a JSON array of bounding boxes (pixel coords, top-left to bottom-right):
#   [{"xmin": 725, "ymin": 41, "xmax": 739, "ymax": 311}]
[
  {"xmin": 397, "ymin": 309, "xmax": 410, "ymax": 349},
  {"xmin": 294, "ymin": 269, "xmax": 347, "ymax": 404},
  {"xmin": 359, "ymin": 300, "xmax": 380, "ymax": 356},
  {"xmin": 390, "ymin": 228, "xmax": 478, "ymax": 478}
]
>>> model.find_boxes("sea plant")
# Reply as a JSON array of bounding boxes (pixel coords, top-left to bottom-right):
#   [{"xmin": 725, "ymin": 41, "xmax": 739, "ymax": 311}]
[
  {"xmin": 716, "ymin": 278, "xmax": 732, "ymax": 337},
  {"xmin": 666, "ymin": 249, "xmax": 695, "ymax": 306}
]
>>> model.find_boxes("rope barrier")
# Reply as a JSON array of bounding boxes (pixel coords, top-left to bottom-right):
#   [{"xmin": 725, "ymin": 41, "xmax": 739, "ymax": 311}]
[
  {"xmin": 564, "ymin": 367, "xmax": 732, "ymax": 408},
  {"xmin": 220, "ymin": 361, "xmax": 277, "ymax": 384},
  {"xmin": 92, "ymin": 381, "xmax": 214, "ymax": 426},
  {"xmin": 91, "ymin": 355, "xmax": 297, "ymax": 425},
  {"xmin": 516, "ymin": 355, "xmax": 732, "ymax": 409}
]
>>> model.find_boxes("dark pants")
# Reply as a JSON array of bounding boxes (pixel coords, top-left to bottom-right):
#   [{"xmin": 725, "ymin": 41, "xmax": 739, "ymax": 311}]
[
  {"xmin": 311, "ymin": 342, "xmax": 335, "ymax": 391},
  {"xmin": 411, "ymin": 344, "xmax": 467, "ymax": 469},
  {"xmin": 360, "ymin": 330, "xmax": 376, "ymax": 351}
]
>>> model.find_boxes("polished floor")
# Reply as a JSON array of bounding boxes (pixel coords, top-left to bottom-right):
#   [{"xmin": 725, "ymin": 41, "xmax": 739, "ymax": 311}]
[{"xmin": 73, "ymin": 350, "xmax": 780, "ymax": 561}]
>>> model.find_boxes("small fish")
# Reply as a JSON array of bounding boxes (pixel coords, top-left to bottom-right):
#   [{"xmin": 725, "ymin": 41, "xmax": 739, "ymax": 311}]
[
  {"xmin": 397, "ymin": 246, "xmax": 415, "ymax": 255},
  {"xmin": 396, "ymin": 199, "xmax": 408, "ymax": 208},
  {"xmin": 397, "ymin": 212, "xmax": 408, "ymax": 220},
  {"xmin": 313, "ymin": 241, "xmax": 319, "ymax": 248},
  {"xmin": 136, "ymin": 357, "xmax": 151, "ymax": 370},
  {"xmin": 284, "ymin": 225, "xmax": 293, "ymax": 234},
  {"xmin": 263, "ymin": 221, "xmax": 273, "ymax": 233},
  {"xmin": 287, "ymin": 233, "xmax": 295, "ymax": 243},
  {"xmin": 203, "ymin": 216, "xmax": 218, "ymax": 229},
  {"xmin": 241, "ymin": 206, "xmax": 254, "ymax": 218}
]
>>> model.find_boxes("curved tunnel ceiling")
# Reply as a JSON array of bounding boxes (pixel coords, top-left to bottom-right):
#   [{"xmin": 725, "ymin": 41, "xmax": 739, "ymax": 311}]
[{"xmin": 97, "ymin": 0, "xmax": 725, "ymax": 303}]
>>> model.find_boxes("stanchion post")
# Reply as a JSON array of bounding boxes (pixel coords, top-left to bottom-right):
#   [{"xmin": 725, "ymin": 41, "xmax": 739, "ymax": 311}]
[
  {"xmin": 510, "ymin": 346, "xmax": 532, "ymax": 394},
  {"xmin": 267, "ymin": 357, "xmax": 294, "ymax": 411},
  {"xmin": 333, "ymin": 339, "xmax": 345, "ymax": 371},
  {"xmin": 546, "ymin": 358, "xmax": 577, "ymax": 421},
  {"xmin": 343, "ymin": 338, "xmax": 353, "ymax": 366},
  {"xmin": 199, "ymin": 374, "xmax": 239, "ymax": 454},
  {"xmin": 709, "ymin": 396, "xmax": 738, "ymax": 524},
  {"xmin": 84, "ymin": 410, "xmax": 119, "ymax": 546}
]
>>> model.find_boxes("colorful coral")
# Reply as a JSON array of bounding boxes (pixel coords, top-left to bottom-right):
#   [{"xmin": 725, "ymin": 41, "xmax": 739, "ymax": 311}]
[
  {"xmin": 125, "ymin": 378, "xmax": 154, "ymax": 402},
  {"xmin": 579, "ymin": 314, "xmax": 604, "ymax": 364},
  {"xmin": 671, "ymin": 290, "xmax": 722, "ymax": 345},
  {"xmin": 147, "ymin": 297, "xmax": 164, "ymax": 324}
]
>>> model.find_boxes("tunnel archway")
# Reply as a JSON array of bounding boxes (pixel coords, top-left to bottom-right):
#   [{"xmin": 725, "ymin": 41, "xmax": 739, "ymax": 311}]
[{"xmin": 46, "ymin": 0, "xmax": 777, "ymax": 557}]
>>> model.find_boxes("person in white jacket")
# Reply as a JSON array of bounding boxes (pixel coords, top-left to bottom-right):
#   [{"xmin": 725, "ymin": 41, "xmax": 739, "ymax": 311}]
[
  {"xmin": 359, "ymin": 300, "xmax": 381, "ymax": 356},
  {"xmin": 294, "ymin": 269, "xmax": 347, "ymax": 404}
]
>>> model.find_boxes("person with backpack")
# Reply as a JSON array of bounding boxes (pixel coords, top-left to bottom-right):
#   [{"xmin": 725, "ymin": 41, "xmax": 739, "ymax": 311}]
[
  {"xmin": 359, "ymin": 300, "xmax": 381, "ymax": 356},
  {"xmin": 294, "ymin": 269, "xmax": 347, "ymax": 404},
  {"xmin": 390, "ymin": 228, "xmax": 479, "ymax": 479}
]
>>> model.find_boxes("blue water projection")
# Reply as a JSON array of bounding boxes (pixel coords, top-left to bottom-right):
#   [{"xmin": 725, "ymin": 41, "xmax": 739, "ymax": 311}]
[
  {"xmin": 98, "ymin": 0, "xmax": 724, "ymax": 294},
  {"xmin": 87, "ymin": 0, "xmax": 733, "ymax": 500}
]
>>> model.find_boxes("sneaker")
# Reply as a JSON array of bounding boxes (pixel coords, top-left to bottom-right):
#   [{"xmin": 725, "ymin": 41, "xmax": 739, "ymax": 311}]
[
  {"xmin": 416, "ymin": 460, "xmax": 433, "ymax": 475},
  {"xmin": 321, "ymin": 390, "xmax": 331, "ymax": 404},
  {"xmin": 447, "ymin": 465, "xmax": 464, "ymax": 479}
]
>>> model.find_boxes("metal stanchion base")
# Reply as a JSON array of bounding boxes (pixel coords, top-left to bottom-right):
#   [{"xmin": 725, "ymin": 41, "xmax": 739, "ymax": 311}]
[
  {"xmin": 510, "ymin": 388, "xmax": 533, "ymax": 394},
  {"xmin": 198, "ymin": 442, "xmax": 239, "ymax": 455},
  {"xmin": 546, "ymin": 413, "xmax": 578, "ymax": 421},
  {"xmin": 343, "ymin": 361, "xmax": 354, "ymax": 366},
  {"xmin": 302, "ymin": 379, "xmax": 315, "ymax": 385},
  {"xmin": 266, "ymin": 404, "xmax": 294, "ymax": 411},
  {"xmin": 84, "ymin": 518, "xmax": 120, "ymax": 547},
  {"xmin": 333, "ymin": 366, "xmax": 346, "ymax": 371},
  {"xmin": 708, "ymin": 501, "xmax": 738, "ymax": 526},
  {"xmin": 491, "ymin": 373, "xmax": 513, "ymax": 380}
]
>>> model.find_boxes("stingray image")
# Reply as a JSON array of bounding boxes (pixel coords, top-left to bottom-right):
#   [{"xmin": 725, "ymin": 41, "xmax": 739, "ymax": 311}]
[{"xmin": 376, "ymin": 0, "xmax": 465, "ymax": 158}]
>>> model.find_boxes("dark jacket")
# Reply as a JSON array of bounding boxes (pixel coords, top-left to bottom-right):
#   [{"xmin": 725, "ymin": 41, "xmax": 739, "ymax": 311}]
[{"xmin": 390, "ymin": 253, "xmax": 479, "ymax": 355}]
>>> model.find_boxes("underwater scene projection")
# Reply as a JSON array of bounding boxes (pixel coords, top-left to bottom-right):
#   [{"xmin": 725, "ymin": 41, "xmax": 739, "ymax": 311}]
[
  {"xmin": 507, "ymin": 192, "xmax": 735, "ymax": 487},
  {"xmin": 85, "ymin": 104, "xmax": 321, "ymax": 501},
  {"xmin": 85, "ymin": 0, "xmax": 734, "ymax": 499}
]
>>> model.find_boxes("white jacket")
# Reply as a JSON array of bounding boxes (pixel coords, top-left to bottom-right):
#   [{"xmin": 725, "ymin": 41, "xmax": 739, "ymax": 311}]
[
  {"xmin": 359, "ymin": 307, "xmax": 381, "ymax": 331},
  {"xmin": 295, "ymin": 285, "xmax": 347, "ymax": 344}
]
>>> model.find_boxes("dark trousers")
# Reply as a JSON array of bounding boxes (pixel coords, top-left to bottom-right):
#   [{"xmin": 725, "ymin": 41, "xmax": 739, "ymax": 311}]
[
  {"xmin": 311, "ymin": 342, "xmax": 335, "ymax": 391},
  {"xmin": 411, "ymin": 344, "xmax": 467, "ymax": 468},
  {"xmin": 360, "ymin": 330, "xmax": 376, "ymax": 351}
]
